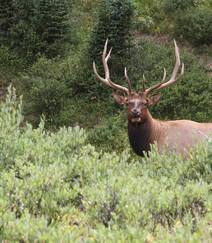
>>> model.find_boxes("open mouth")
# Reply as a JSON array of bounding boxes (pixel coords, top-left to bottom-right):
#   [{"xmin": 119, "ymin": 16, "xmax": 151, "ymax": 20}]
[{"xmin": 131, "ymin": 117, "xmax": 142, "ymax": 123}]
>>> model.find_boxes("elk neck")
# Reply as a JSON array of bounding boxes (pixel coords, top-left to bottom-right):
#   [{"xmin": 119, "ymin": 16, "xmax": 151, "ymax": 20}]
[{"xmin": 127, "ymin": 110, "xmax": 160, "ymax": 156}]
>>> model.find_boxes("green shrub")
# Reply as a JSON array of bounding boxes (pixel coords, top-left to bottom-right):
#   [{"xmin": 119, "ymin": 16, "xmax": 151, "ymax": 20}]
[
  {"xmin": 134, "ymin": 0, "xmax": 211, "ymax": 37},
  {"xmin": 19, "ymin": 57, "xmax": 70, "ymax": 126},
  {"xmin": 88, "ymin": 112, "xmax": 128, "ymax": 152},
  {"xmin": 28, "ymin": 77, "xmax": 68, "ymax": 124},
  {"xmin": 175, "ymin": 8, "xmax": 212, "ymax": 46},
  {"xmin": 134, "ymin": 0, "xmax": 166, "ymax": 33},
  {"xmin": 10, "ymin": 20, "xmax": 43, "ymax": 63},
  {"xmin": 163, "ymin": 0, "xmax": 200, "ymax": 13},
  {"xmin": 0, "ymin": 45, "xmax": 26, "ymax": 76}
]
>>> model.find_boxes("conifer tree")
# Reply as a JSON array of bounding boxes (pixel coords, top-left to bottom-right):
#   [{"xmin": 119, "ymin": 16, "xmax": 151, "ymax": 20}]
[
  {"xmin": 36, "ymin": 0, "xmax": 70, "ymax": 57},
  {"xmin": 8, "ymin": 0, "xmax": 39, "ymax": 60},
  {"xmin": 0, "ymin": 0, "xmax": 15, "ymax": 43},
  {"xmin": 89, "ymin": 0, "xmax": 134, "ymax": 75},
  {"xmin": 0, "ymin": 0, "xmax": 71, "ymax": 59}
]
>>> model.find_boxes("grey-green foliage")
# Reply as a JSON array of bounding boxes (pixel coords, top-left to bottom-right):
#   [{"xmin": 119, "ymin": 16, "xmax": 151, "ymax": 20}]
[{"xmin": 0, "ymin": 87, "xmax": 211, "ymax": 242}]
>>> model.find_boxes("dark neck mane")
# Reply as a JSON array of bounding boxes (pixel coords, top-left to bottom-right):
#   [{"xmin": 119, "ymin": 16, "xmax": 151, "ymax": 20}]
[{"xmin": 128, "ymin": 111, "xmax": 155, "ymax": 156}]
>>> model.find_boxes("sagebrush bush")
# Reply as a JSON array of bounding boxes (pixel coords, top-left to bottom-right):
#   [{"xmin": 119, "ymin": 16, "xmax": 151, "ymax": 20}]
[{"xmin": 0, "ymin": 87, "xmax": 211, "ymax": 242}]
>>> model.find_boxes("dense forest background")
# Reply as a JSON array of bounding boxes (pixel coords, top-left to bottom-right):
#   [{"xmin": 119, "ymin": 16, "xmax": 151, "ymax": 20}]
[
  {"xmin": 0, "ymin": 1, "xmax": 211, "ymax": 132},
  {"xmin": 0, "ymin": 0, "xmax": 211, "ymax": 241}
]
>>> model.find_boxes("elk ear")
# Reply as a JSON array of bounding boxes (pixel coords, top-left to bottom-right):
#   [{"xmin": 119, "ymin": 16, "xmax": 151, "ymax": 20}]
[
  {"xmin": 113, "ymin": 93, "xmax": 128, "ymax": 105},
  {"xmin": 148, "ymin": 94, "xmax": 161, "ymax": 106}
]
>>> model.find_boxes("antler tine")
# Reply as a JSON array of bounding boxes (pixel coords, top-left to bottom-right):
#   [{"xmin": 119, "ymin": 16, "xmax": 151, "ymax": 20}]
[
  {"xmin": 93, "ymin": 62, "xmax": 109, "ymax": 86},
  {"xmin": 180, "ymin": 62, "xmax": 185, "ymax": 76},
  {"xmin": 145, "ymin": 40, "xmax": 184, "ymax": 95},
  {"xmin": 162, "ymin": 68, "xmax": 167, "ymax": 82},
  {"xmin": 124, "ymin": 67, "xmax": 132, "ymax": 94},
  {"xmin": 93, "ymin": 39, "xmax": 129, "ymax": 94},
  {"xmin": 142, "ymin": 74, "xmax": 146, "ymax": 91},
  {"xmin": 157, "ymin": 40, "xmax": 182, "ymax": 90},
  {"xmin": 143, "ymin": 68, "xmax": 166, "ymax": 94},
  {"xmin": 102, "ymin": 39, "xmax": 111, "ymax": 80},
  {"xmin": 144, "ymin": 82, "xmax": 163, "ymax": 95}
]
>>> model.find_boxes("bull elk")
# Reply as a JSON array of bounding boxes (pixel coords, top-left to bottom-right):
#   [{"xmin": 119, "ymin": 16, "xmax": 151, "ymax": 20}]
[{"xmin": 93, "ymin": 39, "xmax": 212, "ymax": 156}]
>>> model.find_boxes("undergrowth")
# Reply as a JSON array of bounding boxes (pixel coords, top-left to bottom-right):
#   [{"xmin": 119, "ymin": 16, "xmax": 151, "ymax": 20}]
[{"xmin": 0, "ymin": 87, "xmax": 211, "ymax": 242}]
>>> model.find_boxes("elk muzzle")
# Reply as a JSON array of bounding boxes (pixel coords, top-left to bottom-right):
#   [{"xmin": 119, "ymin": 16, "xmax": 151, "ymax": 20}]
[{"xmin": 129, "ymin": 108, "xmax": 148, "ymax": 124}]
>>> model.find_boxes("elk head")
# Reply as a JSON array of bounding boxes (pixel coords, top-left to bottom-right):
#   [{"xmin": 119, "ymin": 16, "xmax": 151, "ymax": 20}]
[{"xmin": 93, "ymin": 39, "xmax": 184, "ymax": 124}]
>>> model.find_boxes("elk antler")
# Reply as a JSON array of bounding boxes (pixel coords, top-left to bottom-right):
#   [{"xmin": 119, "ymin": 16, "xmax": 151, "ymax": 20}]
[
  {"xmin": 124, "ymin": 67, "xmax": 132, "ymax": 94},
  {"xmin": 93, "ymin": 39, "xmax": 130, "ymax": 94},
  {"xmin": 145, "ymin": 40, "xmax": 184, "ymax": 95}
]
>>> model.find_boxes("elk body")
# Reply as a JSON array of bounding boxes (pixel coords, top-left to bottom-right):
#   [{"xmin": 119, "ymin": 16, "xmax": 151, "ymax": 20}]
[{"xmin": 93, "ymin": 40, "xmax": 212, "ymax": 156}]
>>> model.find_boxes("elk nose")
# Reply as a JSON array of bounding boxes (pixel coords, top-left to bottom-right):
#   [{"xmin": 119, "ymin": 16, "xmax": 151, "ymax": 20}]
[{"xmin": 132, "ymin": 109, "xmax": 140, "ymax": 116}]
